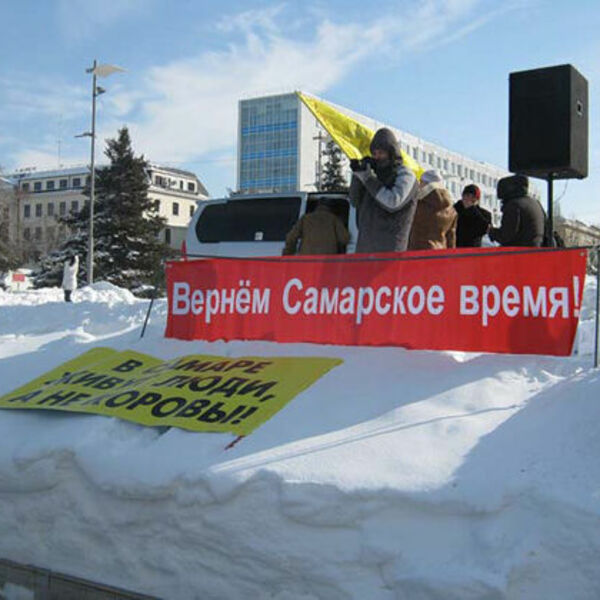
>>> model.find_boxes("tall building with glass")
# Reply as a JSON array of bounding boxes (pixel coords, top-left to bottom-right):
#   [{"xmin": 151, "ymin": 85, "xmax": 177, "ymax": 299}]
[
  {"xmin": 237, "ymin": 92, "xmax": 513, "ymax": 219},
  {"xmin": 237, "ymin": 94, "xmax": 301, "ymax": 193}
]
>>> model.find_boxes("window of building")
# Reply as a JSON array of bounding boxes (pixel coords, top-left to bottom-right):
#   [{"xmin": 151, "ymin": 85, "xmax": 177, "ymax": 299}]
[
  {"xmin": 443, "ymin": 159, "xmax": 449, "ymax": 170},
  {"xmin": 172, "ymin": 202, "xmax": 179, "ymax": 216},
  {"xmin": 85, "ymin": 176, "xmax": 90, "ymax": 186},
  {"xmin": 412, "ymin": 147, "xmax": 418, "ymax": 159},
  {"xmin": 47, "ymin": 203, "xmax": 54, "ymax": 216},
  {"xmin": 457, "ymin": 165, "xmax": 463, "ymax": 176},
  {"xmin": 46, "ymin": 180, "xmax": 55, "ymax": 191},
  {"xmin": 71, "ymin": 200, "xmax": 79, "ymax": 212},
  {"xmin": 437, "ymin": 157, "xmax": 442, "ymax": 169},
  {"xmin": 154, "ymin": 199, "xmax": 160, "ymax": 212},
  {"xmin": 155, "ymin": 175, "xmax": 166, "ymax": 186},
  {"xmin": 59, "ymin": 179, "xmax": 68, "ymax": 189},
  {"xmin": 24, "ymin": 204, "xmax": 31, "ymax": 218},
  {"xmin": 46, "ymin": 227, "xmax": 55, "ymax": 240},
  {"xmin": 35, "ymin": 204, "xmax": 42, "ymax": 217},
  {"xmin": 187, "ymin": 182, "xmax": 195, "ymax": 192},
  {"xmin": 189, "ymin": 205, "xmax": 195, "ymax": 218},
  {"xmin": 165, "ymin": 228, "xmax": 171, "ymax": 245},
  {"xmin": 35, "ymin": 227, "xmax": 42, "ymax": 241},
  {"xmin": 34, "ymin": 182, "xmax": 42, "ymax": 192},
  {"xmin": 180, "ymin": 181, "xmax": 184, "ymax": 190},
  {"xmin": 73, "ymin": 177, "xmax": 81, "ymax": 188},
  {"xmin": 22, "ymin": 182, "xmax": 30, "ymax": 192},
  {"xmin": 59, "ymin": 202, "xmax": 66, "ymax": 215},
  {"xmin": 23, "ymin": 228, "xmax": 30, "ymax": 241},
  {"xmin": 469, "ymin": 169, "xmax": 475, "ymax": 180}
]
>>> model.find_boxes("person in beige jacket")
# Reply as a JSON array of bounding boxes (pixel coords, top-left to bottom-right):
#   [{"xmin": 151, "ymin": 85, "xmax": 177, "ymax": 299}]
[
  {"xmin": 283, "ymin": 199, "xmax": 350, "ymax": 256},
  {"xmin": 408, "ymin": 170, "xmax": 457, "ymax": 250}
]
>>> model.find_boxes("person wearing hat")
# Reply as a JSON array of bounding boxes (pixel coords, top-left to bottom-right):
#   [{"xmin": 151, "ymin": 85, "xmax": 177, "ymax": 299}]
[
  {"xmin": 282, "ymin": 198, "xmax": 350, "ymax": 256},
  {"xmin": 489, "ymin": 174, "xmax": 545, "ymax": 247},
  {"xmin": 349, "ymin": 128, "xmax": 419, "ymax": 253},
  {"xmin": 408, "ymin": 170, "xmax": 457, "ymax": 250},
  {"xmin": 453, "ymin": 184, "xmax": 492, "ymax": 247}
]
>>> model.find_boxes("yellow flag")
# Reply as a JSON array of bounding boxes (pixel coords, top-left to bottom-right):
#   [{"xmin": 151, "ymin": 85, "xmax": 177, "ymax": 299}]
[{"xmin": 297, "ymin": 92, "xmax": 424, "ymax": 179}]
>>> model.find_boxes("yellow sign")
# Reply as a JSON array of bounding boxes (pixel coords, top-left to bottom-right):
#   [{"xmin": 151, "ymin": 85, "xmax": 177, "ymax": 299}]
[
  {"xmin": 0, "ymin": 348, "xmax": 342, "ymax": 435},
  {"xmin": 297, "ymin": 91, "xmax": 424, "ymax": 179}
]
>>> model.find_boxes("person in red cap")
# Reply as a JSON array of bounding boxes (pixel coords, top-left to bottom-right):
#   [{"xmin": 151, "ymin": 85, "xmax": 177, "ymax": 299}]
[{"xmin": 453, "ymin": 184, "xmax": 491, "ymax": 247}]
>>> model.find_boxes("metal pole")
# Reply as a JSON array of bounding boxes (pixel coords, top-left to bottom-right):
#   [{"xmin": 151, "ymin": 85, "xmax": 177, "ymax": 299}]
[
  {"xmin": 547, "ymin": 173, "xmax": 554, "ymax": 244},
  {"xmin": 88, "ymin": 59, "xmax": 97, "ymax": 285},
  {"xmin": 594, "ymin": 247, "xmax": 600, "ymax": 368}
]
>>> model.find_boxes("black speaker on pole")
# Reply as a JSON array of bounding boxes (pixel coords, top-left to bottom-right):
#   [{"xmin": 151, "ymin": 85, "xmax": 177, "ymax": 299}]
[{"xmin": 509, "ymin": 64, "xmax": 588, "ymax": 180}]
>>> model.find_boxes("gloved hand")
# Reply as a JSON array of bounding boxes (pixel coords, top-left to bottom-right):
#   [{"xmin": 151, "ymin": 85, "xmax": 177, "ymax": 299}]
[
  {"xmin": 350, "ymin": 159, "xmax": 362, "ymax": 172},
  {"xmin": 361, "ymin": 156, "xmax": 377, "ymax": 170}
]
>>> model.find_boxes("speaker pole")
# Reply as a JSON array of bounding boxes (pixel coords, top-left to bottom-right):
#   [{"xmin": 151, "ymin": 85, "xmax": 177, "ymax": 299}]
[{"xmin": 547, "ymin": 173, "xmax": 554, "ymax": 240}]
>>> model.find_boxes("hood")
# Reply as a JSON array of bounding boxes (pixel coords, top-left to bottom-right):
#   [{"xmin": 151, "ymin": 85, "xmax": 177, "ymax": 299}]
[
  {"xmin": 370, "ymin": 128, "xmax": 402, "ymax": 162},
  {"xmin": 416, "ymin": 182, "xmax": 453, "ymax": 209}
]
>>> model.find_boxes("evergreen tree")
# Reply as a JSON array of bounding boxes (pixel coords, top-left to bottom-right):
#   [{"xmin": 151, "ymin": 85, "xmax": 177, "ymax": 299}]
[
  {"xmin": 0, "ymin": 181, "xmax": 23, "ymax": 272},
  {"xmin": 33, "ymin": 127, "xmax": 170, "ymax": 293},
  {"xmin": 320, "ymin": 140, "xmax": 347, "ymax": 192}
]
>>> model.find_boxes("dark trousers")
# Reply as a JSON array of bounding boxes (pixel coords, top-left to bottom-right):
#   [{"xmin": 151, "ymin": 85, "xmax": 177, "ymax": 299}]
[{"xmin": 64, "ymin": 290, "xmax": 72, "ymax": 302}]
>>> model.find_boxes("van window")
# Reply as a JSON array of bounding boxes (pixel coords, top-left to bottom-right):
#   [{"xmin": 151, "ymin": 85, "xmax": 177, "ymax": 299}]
[{"xmin": 196, "ymin": 197, "xmax": 301, "ymax": 242}]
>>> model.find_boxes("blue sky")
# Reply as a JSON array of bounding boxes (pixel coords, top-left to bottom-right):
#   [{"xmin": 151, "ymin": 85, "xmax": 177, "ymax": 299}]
[{"xmin": 0, "ymin": 0, "xmax": 598, "ymax": 222}]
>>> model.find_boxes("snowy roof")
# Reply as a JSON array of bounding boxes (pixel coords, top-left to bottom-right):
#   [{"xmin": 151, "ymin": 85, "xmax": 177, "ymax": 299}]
[{"xmin": 8, "ymin": 163, "xmax": 208, "ymax": 196}]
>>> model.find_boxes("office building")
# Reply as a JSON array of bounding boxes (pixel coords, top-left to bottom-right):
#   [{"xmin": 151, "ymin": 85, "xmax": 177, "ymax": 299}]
[{"xmin": 238, "ymin": 92, "xmax": 512, "ymax": 219}]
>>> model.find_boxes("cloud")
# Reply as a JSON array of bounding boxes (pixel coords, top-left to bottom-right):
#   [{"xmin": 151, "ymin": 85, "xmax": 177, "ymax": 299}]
[
  {"xmin": 13, "ymin": 148, "xmax": 88, "ymax": 172},
  {"xmin": 6, "ymin": 1, "xmax": 520, "ymax": 178},
  {"xmin": 112, "ymin": 1, "xmax": 507, "ymax": 167},
  {"xmin": 56, "ymin": 0, "xmax": 151, "ymax": 42},
  {"xmin": 0, "ymin": 76, "xmax": 88, "ymax": 122}
]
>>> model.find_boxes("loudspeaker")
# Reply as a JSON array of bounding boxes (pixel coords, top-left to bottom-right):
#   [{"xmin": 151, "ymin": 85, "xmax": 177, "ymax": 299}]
[{"xmin": 509, "ymin": 64, "xmax": 588, "ymax": 179}]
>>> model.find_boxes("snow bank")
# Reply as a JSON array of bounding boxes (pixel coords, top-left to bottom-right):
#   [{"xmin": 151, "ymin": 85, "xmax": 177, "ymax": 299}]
[{"xmin": 0, "ymin": 281, "xmax": 599, "ymax": 599}]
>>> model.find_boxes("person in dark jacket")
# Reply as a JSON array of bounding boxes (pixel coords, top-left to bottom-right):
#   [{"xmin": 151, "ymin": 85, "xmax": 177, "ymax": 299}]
[
  {"xmin": 408, "ymin": 170, "xmax": 457, "ymax": 250},
  {"xmin": 489, "ymin": 175, "xmax": 545, "ymax": 247},
  {"xmin": 454, "ymin": 184, "xmax": 492, "ymax": 247},
  {"xmin": 349, "ymin": 128, "xmax": 419, "ymax": 253},
  {"xmin": 283, "ymin": 199, "xmax": 350, "ymax": 255}
]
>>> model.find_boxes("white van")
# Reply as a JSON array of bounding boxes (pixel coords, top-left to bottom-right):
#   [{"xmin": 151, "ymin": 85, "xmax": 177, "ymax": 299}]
[{"xmin": 185, "ymin": 191, "xmax": 357, "ymax": 258}]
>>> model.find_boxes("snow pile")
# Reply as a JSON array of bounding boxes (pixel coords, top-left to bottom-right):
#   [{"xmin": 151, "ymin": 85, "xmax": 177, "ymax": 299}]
[{"xmin": 0, "ymin": 282, "xmax": 599, "ymax": 599}]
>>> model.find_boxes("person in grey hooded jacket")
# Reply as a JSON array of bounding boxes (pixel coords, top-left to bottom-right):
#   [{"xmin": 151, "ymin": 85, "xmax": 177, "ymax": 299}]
[{"xmin": 349, "ymin": 128, "xmax": 419, "ymax": 253}]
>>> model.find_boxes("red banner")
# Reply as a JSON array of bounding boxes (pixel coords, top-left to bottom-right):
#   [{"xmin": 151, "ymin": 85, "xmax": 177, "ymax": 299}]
[{"xmin": 165, "ymin": 248, "xmax": 587, "ymax": 356}]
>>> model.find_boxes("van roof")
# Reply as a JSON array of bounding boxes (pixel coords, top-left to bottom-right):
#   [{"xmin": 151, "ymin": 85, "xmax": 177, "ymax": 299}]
[{"xmin": 220, "ymin": 190, "xmax": 349, "ymax": 202}]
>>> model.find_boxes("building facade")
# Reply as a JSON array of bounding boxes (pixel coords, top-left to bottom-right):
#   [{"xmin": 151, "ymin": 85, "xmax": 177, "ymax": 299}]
[
  {"xmin": 237, "ymin": 92, "xmax": 512, "ymax": 220},
  {"xmin": 5, "ymin": 164, "xmax": 208, "ymax": 256}
]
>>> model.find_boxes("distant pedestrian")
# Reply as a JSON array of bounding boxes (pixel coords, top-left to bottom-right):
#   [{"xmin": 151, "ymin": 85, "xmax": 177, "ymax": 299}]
[
  {"xmin": 283, "ymin": 198, "xmax": 350, "ymax": 255},
  {"xmin": 62, "ymin": 255, "xmax": 79, "ymax": 302},
  {"xmin": 489, "ymin": 175, "xmax": 545, "ymax": 247},
  {"xmin": 408, "ymin": 170, "xmax": 457, "ymax": 250},
  {"xmin": 454, "ymin": 184, "xmax": 492, "ymax": 247},
  {"xmin": 349, "ymin": 128, "xmax": 419, "ymax": 253}
]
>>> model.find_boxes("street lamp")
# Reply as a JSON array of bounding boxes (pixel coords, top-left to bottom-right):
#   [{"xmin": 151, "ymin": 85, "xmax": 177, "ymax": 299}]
[{"xmin": 78, "ymin": 60, "xmax": 125, "ymax": 285}]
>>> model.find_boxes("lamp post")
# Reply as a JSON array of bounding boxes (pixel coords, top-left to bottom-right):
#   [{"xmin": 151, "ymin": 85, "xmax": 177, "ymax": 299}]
[{"xmin": 79, "ymin": 60, "xmax": 125, "ymax": 285}]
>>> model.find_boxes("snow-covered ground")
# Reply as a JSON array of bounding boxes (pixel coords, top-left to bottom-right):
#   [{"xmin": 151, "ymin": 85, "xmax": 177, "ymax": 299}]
[{"xmin": 1, "ymin": 280, "xmax": 600, "ymax": 599}]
